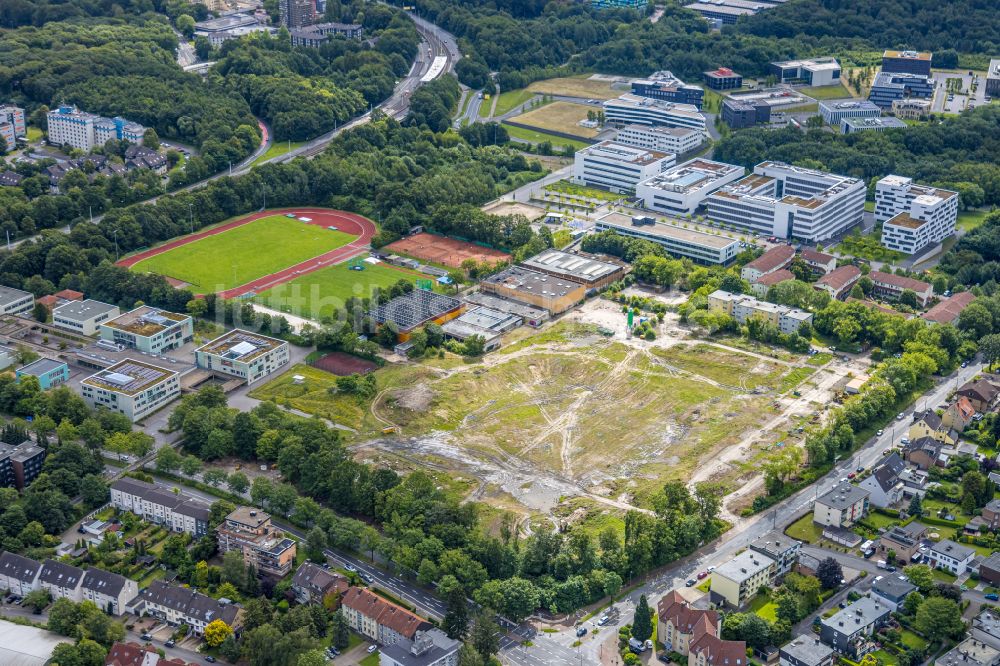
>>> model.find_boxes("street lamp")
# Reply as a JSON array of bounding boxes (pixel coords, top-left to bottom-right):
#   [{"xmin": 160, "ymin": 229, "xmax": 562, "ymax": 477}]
[{"xmin": 188, "ymin": 202, "xmax": 194, "ymax": 234}]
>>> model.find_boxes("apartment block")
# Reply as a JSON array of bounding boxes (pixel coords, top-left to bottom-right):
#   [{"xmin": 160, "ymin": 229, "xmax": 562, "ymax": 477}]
[
  {"xmin": 705, "ymin": 162, "xmax": 866, "ymax": 242},
  {"xmin": 615, "ymin": 124, "xmax": 705, "ymax": 155},
  {"xmin": 37, "ymin": 559, "xmax": 84, "ymax": 602},
  {"xmin": 572, "ymin": 141, "xmax": 676, "ymax": 194},
  {"xmin": 819, "ymin": 100, "xmax": 881, "ymax": 125},
  {"xmin": 52, "ymin": 299, "xmax": 120, "ymax": 336},
  {"xmin": 0, "ymin": 551, "xmax": 41, "ymax": 597},
  {"xmin": 81, "ymin": 568, "xmax": 138, "ymax": 615},
  {"xmin": 216, "ymin": 507, "xmax": 296, "ymax": 578},
  {"xmin": 291, "ymin": 562, "xmax": 349, "ymax": 605},
  {"xmin": 47, "ymin": 106, "xmax": 146, "ymax": 152},
  {"xmin": 341, "ymin": 587, "xmax": 432, "ymax": 647},
  {"xmin": 278, "ymin": 0, "xmax": 315, "ymax": 28},
  {"xmin": 814, "ymin": 265, "xmax": 861, "ymax": 300},
  {"xmin": 868, "ymin": 72, "xmax": 934, "ymax": 108},
  {"xmin": 882, "ymin": 50, "xmax": 933, "ymax": 77},
  {"xmin": 868, "ymin": 271, "xmax": 933, "ymax": 306},
  {"xmin": 0, "ymin": 441, "xmax": 46, "ymax": 490},
  {"xmin": 128, "ymin": 580, "xmax": 243, "ymax": 635},
  {"xmin": 748, "ymin": 530, "xmax": 801, "ymax": 576},
  {"xmin": 704, "ymin": 68, "xmax": 743, "ymax": 91},
  {"xmin": 813, "ymin": 483, "xmax": 869, "ymax": 528},
  {"xmin": 110, "ymin": 476, "xmax": 210, "ymax": 537},
  {"xmin": 637, "ymin": 158, "xmax": 744, "ymax": 216},
  {"xmin": 630, "ymin": 71, "xmax": 705, "ymax": 109},
  {"xmin": 99, "ymin": 306, "xmax": 194, "ymax": 354},
  {"xmin": 595, "ymin": 213, "xmax": 741, "ymax": 265},
  {"xmin": 840, "ymin": 117, "xmax": 907, "ymax": 134},
  {"xmin": 740, "ymin": 245, "xmax": 795, "ymax": 284},
  {"xmin": 0, "ymin": 285, "xmax": 35, "ymax": 316},
  {"xmin": 780, "ymin": 635, "xmax": 835, "ymax": 666},
  {"xmin": 875, "ymin": 175, "xmax": 959, "ymax": 254},
  {"xmin": 0, "ymin": 105, "xmax": 26, "ymax": 150},
  {"xmin": 603, "ymin": 94, "xmax": 707, "ymax": 133},
  {"xmin": 708, "ymin": 290, "xmax": 813, "ymax": 334},
  {"xmin": 770, "ymin": 58, "xmax": 842, "ymax": 87},
  {"xmin": 710, "ymin": 550, "xmax": 777, "ymax": 608},
  {"xmin": 195, "ymin": 329, "xmax": 290, "ymax": 386},
  {"xmin": 657, "ymin": 591, "xmax": 720, "ymax": 656},
  {"xmin": 819, "ymin": 597, "xmax": 891, "ymax": 658},
  {"xmin": 800, "ymin": 248, "xmax": 837, "ymax": 275},
  {"xmin": 81, "ymin": 359, "xmax": 180, "ymax": 422}
]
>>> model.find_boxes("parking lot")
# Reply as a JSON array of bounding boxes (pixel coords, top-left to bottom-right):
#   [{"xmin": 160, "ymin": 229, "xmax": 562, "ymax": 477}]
[{"xmin": 932, "ymin": 69, "xmax": 992, "ymax": 114}]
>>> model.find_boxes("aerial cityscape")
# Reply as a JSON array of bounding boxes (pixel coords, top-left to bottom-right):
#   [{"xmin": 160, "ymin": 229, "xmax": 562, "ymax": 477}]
[{"xmin": 1, "ymin": 1, "xmax": 1000, "ymax": 665}]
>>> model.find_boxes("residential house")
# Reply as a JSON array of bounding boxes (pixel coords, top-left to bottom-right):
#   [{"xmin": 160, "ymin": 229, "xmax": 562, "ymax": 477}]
[
  {"xmin": 813, "ymin": 483, "xmax": 870, "ymax": 528},
  {"xmin": 898, "ymin": 467, "xmax": 929, "ymax": 498},
  {"xmin": 710, "ymin": 550, "xmax": 777, "ymax": 608},
  {"xmin": 922, "ymin": 291, "xmax": 976, "ymax": 325},
  {"xmin": 752, "ymin": 269, "xmax": 795, "ymax": 298},
  {"xmin": 81, "ymin": 568, "xmax": 137, "ymax": 616},
  {"xmin": 104, "ymin": 641, "xmax": 163, "ymax": 666},
  {"xmin": 982, "ymin": 499, "xmax": 1000, "ymax": 530},
  {"xmin": 127, "ymin": 580, "xmax": 243, "ymax": 635},
  {"xmin": 979, "ymin": 553, "xmax": 1000, "ymax": 587},
  {"xmin": 868, "ymin": 271, "xmax": 934, "ymax": 306},
  {"xmin": 870, "ymin": 575, "xmax": 916, "ymax": 611},
  {"xmin": 0, "ymin": 551, "xmax": 41, "ymax": 597},
  {"xmin": 657, "ymin": 590, "xmax": 720, "ymax": 656},
  {"xmin": 814, "ymin": 265, "xmax": 861, "ymax": 300},
  {"xmin": 748, "ymin": 530, "xmax": 801, "ymax": 576},
  {"xmin": 857, "ymin": 453, "xmax": 905, "ymax": 508},
  {"xmin": 741, "ymin": 245, "xmax": 795, "ymax": 284},
  {"xmin": 819, "ymin": 597, "xmax": 891, "ymax": 658},
  {"xmin": 799, "ymin": 249, "xmax": 837, "ymax": 275},
  {"xmin": 37, "ymin": 559, "xmax": 84, "ymax": 602},
  {"xmin": 908, "ymin": 411, "xmax": 959, "ymax": 447},
  {"xmin": 903, "ymin": 436, "xmax": 951, "ymax": 470},
  {"xmin": 942, "ymin": 396, "xmax": 977, "ymax": 432},
  {"xmin": 340, "ymin": 587, "xmax": 431, "ymax": 647},
  {"xmin": 780, "ymin": 635, "xmax": 835, "ymax": 666},
  {"xmin": 291, "ymin": 562, "xmax": 348, "ymax": 605},
  {"xmin": 110, "ymin": 477, "xmax": 210, "ymax": 537},
  {"xmin": 216, "ymin": 507, "xmax": 297, "ymax": 578},
  {"xmin": 972, "ymin": 609, "xmax": 1000, "ymax": 650},
  {"xmin": 689, "ymin": 630, "xmax": 748, "ymax": 666},
  {"xmin": 379, "ymin": 628, "xmax": 461, "ymax": 666},
  {"xmin": 877, "ymin": 522, "xmax": 927, "ymax": 562},
  {"xmin": 956, "ymin": 379, "xmax": 1000, "ymax": 413},
  {"xmin": 927, "ymin": 539, "xmax": 976, "ymax": 575}
]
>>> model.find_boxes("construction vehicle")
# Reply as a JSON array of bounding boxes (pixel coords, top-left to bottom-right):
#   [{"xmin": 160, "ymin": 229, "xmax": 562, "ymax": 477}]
[{"xmin": 381, "ymin": 426, "xmax": 397, "ymax": 434}]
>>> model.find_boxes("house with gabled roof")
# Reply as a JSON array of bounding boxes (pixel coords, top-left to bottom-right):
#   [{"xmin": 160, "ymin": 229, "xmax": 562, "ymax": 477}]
[
  {"xmin": 340, "ymin": 587, "xmax": 431, "ymax": 647},
  {"xmin": 37, "ymin": 559, "xmax": 84, "ymax": 602},
  {"xmin": 957, "ymin": 379, "xmax": 1000, "ymax": 412},
  {"xmin": 0, "ymin": 551, "xmax": 41, "ymax": 597},
  {"xmin": 82, "ymin": 567, "xmax": 138, "ymax": 616},
  {"xmin": 942, "ymin": 396, "xmax": 977, "ymax": 432},
  {"xmin": 858, "ymin": 453, "xmax": 905, "ymax": 508}
]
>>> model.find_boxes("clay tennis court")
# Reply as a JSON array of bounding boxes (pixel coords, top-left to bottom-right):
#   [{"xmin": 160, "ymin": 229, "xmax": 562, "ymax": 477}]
[
  {"xmin": 311, "ymin": 351, "xmax": 378, "ymax": 376},
  {"xmin": 384, "ymin": 232, "xmax": 511, "ymax": 268}
]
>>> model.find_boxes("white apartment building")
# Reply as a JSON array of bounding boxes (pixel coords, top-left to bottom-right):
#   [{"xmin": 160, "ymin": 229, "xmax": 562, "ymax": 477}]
[
  {"xmin": 0, "ymin": 285, "xmax": 35, "ymax": 316},
  {"xmin": 99, "ymin": 306, "xmax": 194, "ymax": 354},
  {"xmin": 813, "ymin": 483, "xmax": 870, "ymax": 528},
  {"xmin": 708, "ymin": 290, "xmax": 813, "ymax": 334},
  {"xmin": 615, "ymin": 124, "xmax": 705, "ymax": 155},
  {"xmin": 572, "ymin": 141, "xmax": 676, "ymax": 194},
  {"xmin": 875, "ymin": 175, "xmax": 959, "ymax": 254},
  {"xmin": 37, "ymin": 559, "xmax": 84, "ymax": 603},
  {"xmin": 46, "ymin": 105, "xmax": 146, "ymax": 152},
  {"xmin": 110, "ymin": 476, "xmax": 211, "ymax": 537},
  {"xmin": 80, "ymin": 359, "xmax": 180, "ymax": 422},
  {"xmin": 710, "ymin": 550, "xmax": 777, "ymax": 608},
  {"xmin": 636, "ymin": 158, "xmax": 744, "ymax": 216},
  {"xmin": 195, "ymin": 329, "xmax": 290, "ymax": 386},
  {"xmin": 595, "ymin": 213, "xmax": 741, "ymax": 265},
  {"xmin": 80, "ymin": 568, "xmax": 138, "ymax": 616},
  {"xmin": 927, "ymin": 539, "xmax": 976, "ymax": 576},
  {"xmin": 0, "ymin": 551, "xmax": 41, "ymax": 597},
  {"xmin": 52, "ymin": 299, "xmax": 120, "ymax": 336},
  {"xmin": 0, "ymin": 105, "xmax": 26, "ymax": 150},
  {"xmin": 603, "ymin": 94, "xmax": 707, "ymax": 133},
  {"xmin": 705, "ymin": 162, "xmax": 866, "ymax": 242}
]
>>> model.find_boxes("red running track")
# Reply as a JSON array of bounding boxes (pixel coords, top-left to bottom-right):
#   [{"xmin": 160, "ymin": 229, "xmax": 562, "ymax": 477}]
[{"xmin": 117, "ymin": 207, "xmax": 375, "ymax": 298}]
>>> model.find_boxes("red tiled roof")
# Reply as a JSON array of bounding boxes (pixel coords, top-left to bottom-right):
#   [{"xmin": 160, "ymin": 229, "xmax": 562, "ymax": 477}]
[
  {"xmin": 921, "ymin": 291, "xmax": 975, "ymax": 324},
  {"xmin": 744, "ymin": 245, "xmax": 795, "ymax": 275},
  {"xmin": 952, "ymin": 396, "xmax": 976, "ymax": 420},
  {"xmin": 800, "ymin": 248, "xmax": 835, "ymax": 265},
  {"xmin": 816, "ymin": 264, "xmax": 861, "ymax": 292},
  {"xmin": 36, "ymin": 295, "xmax": 59, "ymax": 307},
  {"xmin": 690, "ymin": 631, "xmax": 748, "ymax": 666},
  {"xmin": 870, "ymin": 270, "xmax": 932, "ymax": 293},
  {"xmin": 341, "ymin": 587, "xmax": 431, "ymax": 639},
  {"xmin": 657, "ymin": 591, "xmax": 719, "ymax": 640},
  {"xmin": 54, "ymin": 289, "xmax": 84, "ymax": 300},
  {"xmin": 757, "ymin": 269, "xmax": 795, "ymax": 286}
]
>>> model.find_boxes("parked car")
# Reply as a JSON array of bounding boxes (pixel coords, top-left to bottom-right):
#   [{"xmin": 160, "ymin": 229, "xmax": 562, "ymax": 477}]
[
  {"xmin": 986, "ymin": 593, "xmax": 999, "ymax": 601},
  {"xmin": 345, "ymin": 564, "xmax": 357, "ymax": 573},
  {"xmin": 205, "ymin": 657, "xmax": 216, "ymax": 663},
  {"xmin": 597, "ymin": 615, "xmax": 610, "ymax": 626},
  {"xmin": 140, "ymin": 634, "xmax": 152, "ymax": 641},
  {"xmin": 367, "ymin": 645, "xmax": 379, "ymax": 654},
  {"xmin": 685, "ymin": 579, "xmax": 696, "ymax": 587},
  {"xmin": 697, "ymin": 571, "xmax": 708, "ymax": 579},
  {"xmin": 577, "ymin": 626, "xmax": 588, "ymax": 637},
  {"xmin": 165, "ymin": 640, "xmax": 175, "ymax": 648},
  {"xmin": 897, "ymin": 412, "xmax": 905, "ymax": 420}
]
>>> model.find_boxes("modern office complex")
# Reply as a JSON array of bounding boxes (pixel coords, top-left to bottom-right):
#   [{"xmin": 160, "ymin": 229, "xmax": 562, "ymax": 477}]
[
  {"xmin": 818, "ymin": 100, "xmax": 881, "ymax": 125},
  {"xmin": 195, "ymin": 329, "xmax": 290, "ymax": 386},
  {"xmin": 15, "ymin": 358, "xmax": 69, "ymax": 390},
  {"xmin": 630, "ymin": 71, "xmax": 705, "ymax": 108},
  {"xmin": 987, "ymin": 59, "xmax": 1000, "ymax": 98},
  {"xmin": 882, "ymin": 50, "xmax": 933, "ymax": 77},
  {"xmin": 840, "ymin": 117, "xmax": 907, "ymax": 134},
  {"xmin": 705, "ymin": 162, "xmax": 866, "ymax": 242},
  {"xmin": 110, "ymin": 476, "xmax": 210, "ymax": 537},
  {"xmin": 217, "ymin": 507, "xmax": 297, "ymax": 578},
  {"xmin": 636, "ymin": 158, "xmax": 744, "ymax": 216},
  {"xmin": 770, "ymin": 58, "xmax": 842, "ymax": 86},
  {"xmin": 279, "ymin": 0, "xmax": 315, "ymax": 28},
  {"xmin": 683, "ymin": 1, "xmax": 755, "ymax": 25},
  {"xmin": 703, "ymin": 67, "xmax": 743, "ymax": 90},
  {"xmin": 46, "ymin": 106, "xmax": 146, "ymax": 152},
  {"xmin": 722, "ymin": 99, "xmax": 771, "ymax": 128},
  {"xmin": 595, "ymin": 213, "xmax": 741, "ymax": 265},
  {"xmin": 0, "ymin": 105, "xmax": 26, "ymax": 150},
  {"xmin": 876, "ymin": 175, "xmax": 959, "ymax": 254},
  {"xmin": 289, "ymin": 21, "xmax": 363, "ymax": 46},
  {"xmin": 0, "ymin": 285, "xmax": 34, "ymax": 316},
  {"xmin": 572, "ymin": 141, "xmax": 676, "ymax": 193},
  {"xmin": 603, "ymin": 94, "xmax": 707, "ymax": 133},
  {"xmin": 614, "ymin": 124, "xmax": 704, "ymax": 155},
  {"xmin": 868, "ymin": 71, "xmax": 934, "ymax": 108},
  {"xmin": 0, "ymin": 441, "xmax": 46, "ymax": 490},
  {"xmin": 81, "ymin": 359, "xmax": 180, "ymax": 422},
  {"xmin": 708, "ymin": 290, "xmax": 813, "ymax": 334},
  {"xmin": 52, "ymin": 299, "xmax": 120, "ymax": 336},
  {"xmin": 99, "ymin": 306, "xmax": 194, "ymax": 353}
]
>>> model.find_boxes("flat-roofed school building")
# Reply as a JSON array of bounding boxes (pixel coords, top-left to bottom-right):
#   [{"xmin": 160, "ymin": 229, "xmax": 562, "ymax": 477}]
[
  {"xmin": 520, "ymin": 249, "xmax": 625, "ymax": 290},
  {"xmin": 80, "ymin": 359, "xmax": 180, "ymax": 422},
  {"xmin": 52, "ymin": 299, "xmax": 120, "ymax": 336},
  {"xmin": 195, "ymin": 329, "xmax": 290, "ymax": 386},
  {"xmin": 595, "ymin": 213, "xmax": 741, "ymax": 265},
  {"xmin": 480, "ymin": 267, "xmax": 586, "ymax": 315},
  {"xmin": 0, "ymin": 286, "xmax": 34, "ymax": 316},
  {"xmin": 99, "ymin": 306, "xmax": 194, "ymax": 353}
]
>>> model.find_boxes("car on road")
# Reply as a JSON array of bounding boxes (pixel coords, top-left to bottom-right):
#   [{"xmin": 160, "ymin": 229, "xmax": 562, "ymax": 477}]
[
  {"xmin": 165, "ymin": 640, "xmax": 175, "ymax": 648},
  {"xmin": 961, "ymin": 362, "xmax": 968, "ymax": 368},
  {"xmin": 847, "ymin": 472, "xmax": 856, "ymax": 479},
  {"xmin": 876, "ymin": 429, "xmax": 883, "ymax": 436},
  {"xmin": 897, "ymin": 412, "xmax": 905, "ymax": 420},
  {"xmin": 360, "ymin": 573, "xmax": 374, "ymax": 584},
  {"xmin": 367, "ymin": 645, "xmax": 379, "ymax": 654},
  {"xmin": 856, "ymin": 466, "xmax": 865, "ymax": 473},
  {"xmin": 597, "ymin": 615, "xmax": 610, "ymax": 626},
  {"xmin": 141, "ymin": 634, "xmax": 152, "ymax": 641},
  {"xmin": 659, "ymin": 655, "xmax": 672, "ymax": 663},
  {"xmin": 707, "ymin": 565, "xmax": 715, "ymax": 572},
  {"xmin": 685, "ymin": 578, "xmax": 696, "ymax": 587},
  {"xmin": 986, "ymin": 593, "xmax": 999, "ymax": 601},
  {"xmin": 576, "ymin": 626, "xmax": 588, "ymax": 637},
  {"xmin": 205, "ymin": 657, "xmax": 216, "ymax": 663},
  {"xmin": 345, "ymin": 564, "xmax": 358, "ymax": 573},
  {"xmin": 697, "ymin": 571, "xmax": 708, "ymax": 579}
]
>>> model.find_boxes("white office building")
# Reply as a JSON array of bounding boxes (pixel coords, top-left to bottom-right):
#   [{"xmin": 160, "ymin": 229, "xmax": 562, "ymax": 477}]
[
  {"xmin": 705, "ymin": 162, "xmax": 866, "ymax": 242},
  {"xmin": 875, "ymin": 175, "xmax": 959, "ymax": 254},
  {"xmin": 636, "ymin": 158, "xmax": 744, "ymax": 216},
  {"xmin": 52, "ymin": 299, "xmax": 120, "ymax": 336},
  {"xmin": 0, "ymin": 286, "xmax": 35, "ymax": 316},
  {"xmin": 572, "ymin": 141, "xmax": 675, "ymax": 194},
  {"xmin": 771, "ymin": 58, "xmax": 842, "ymax": 87},
  {"xmin": 595, "ymin": 213, "xmax": 741, "ymax": 265},
  {"xmin": 46, "ymin": 105, "xmax": 146, "ymax": 152},
  {"xmin": 99, "ymin": 306, "xmax": 194, "ymax": 353},
  {"xmin": 195, "ymin": 329, "xmax": 290, "ymax": 386},
  {"xmin": 615, "ymin": 124, "xmax": 705, "ymax": 155},
  {"xmin": 81, "ymin": 359, "xmax": 180, "ymax": 422},
  {"xmin": 841, "ymin": 117, "xmax": 907, "ymax": 134},
  {"xmin": 818, "ymin": 100, "xmax": 881, "ymax": 125},
  {"xmin": 603, "ymin": 94, "xmax": 707, "ymax": 133}
]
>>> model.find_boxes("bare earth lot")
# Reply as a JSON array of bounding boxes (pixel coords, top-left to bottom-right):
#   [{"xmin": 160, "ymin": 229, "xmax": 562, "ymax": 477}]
[{"xmin": 510, "ymin": 101, "xmax": 601, "ymax": 138}]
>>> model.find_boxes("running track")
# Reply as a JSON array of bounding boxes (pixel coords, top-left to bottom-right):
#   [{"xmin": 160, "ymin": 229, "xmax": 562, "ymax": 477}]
[{"xmin": 117, "ymin": 207, "xmax": 375, "ymax": 298}]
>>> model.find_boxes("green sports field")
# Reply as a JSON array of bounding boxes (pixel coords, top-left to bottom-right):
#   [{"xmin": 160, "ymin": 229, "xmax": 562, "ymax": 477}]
[
  {"xmin": 129, "ymin": 215, "xmax": 356, "ymax": 293},
  {"xmin": 255, "ymin": 257, "xmax": 439, "ymax": 320}
]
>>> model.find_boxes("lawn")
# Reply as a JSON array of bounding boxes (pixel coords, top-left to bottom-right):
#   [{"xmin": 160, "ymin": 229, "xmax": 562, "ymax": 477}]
[
  {"xmin": 838, "ymin": 231, "xmax": 905, "ymax": 263},
  {"xmin": 493, "ymin": 89, "xmax": 538, "ymax": 117},
  {"xmin": 900, "ymin": 630, "xmax": 927, "ymax": 650},
  {"xmin": 785, "ymin": 513, "xmax": 824, "ymax": 543},
  {"xmin": 526, "ymin": 76, "xmax": 620, "ymax": 100},
  {"xmin": 544, "ymin": 179, "xmax": 623, "ymax": 202},
  {"xmin": 807, "ymin": 352, "xmax": 834, "ymax": 366},
  {"xmin": 509, "ymin": 101, "xmax": 600, "ymax": 138},
  {"xmin": 778, "ymin": 366, "xmax": 815, "ymax": 393},
  {"xmin": 958, "ymin": 209, "xmax": 992, "ymax": 232},
  {"xmin": 502, "ymin": 123, "xmax": 590, "ymax": 150},
  {"xmin": 255, "ymin": 255, "xmax": 438, "ymax": 319},
  {"xmin": 748, "ymin": 593, "xmax": 778, "ymax": 622},
  {"xmin": 252, "ymin": 140, "xmax": 305, "ymax": 166},
  {"xmin": 26, "ymin": 126, "xmax": 43, "ymax": 142},
  {"xmin": 359, "ymin": 653, "xmax": 380, "ymax": 666},
  {"xmin": 130, "ymin": 215, "xmax": 356, "ymax": 293},
  {"xmin": 801, "ymin": 84, "xmax": 851, "ymax": 100},
  {"xmin": 871, "ymin": 649, "xmax": 898, "ymax": 666}
]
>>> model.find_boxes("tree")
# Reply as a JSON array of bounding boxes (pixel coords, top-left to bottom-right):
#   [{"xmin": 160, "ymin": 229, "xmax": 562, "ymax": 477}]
[
  {"xmin": 722, "ymin": 612, "xmax": 772, "ymax": 651},
  {"xmin": 203, "ymin": 469, "xmax": 227, "ymax": 487},
  {"xmin": 914, "ymin": 597, "xmax": 964, "ymax": 643},
  {"xmin": 23, "ymin": 588, "xmax": 52, "ymax": 614},
  {"xmin": 180, "ymin": 455, "xmax": 202, "ymax": 476},
  {"xmin": 632, "ymin": 594, "xmax": 653, "ymax": 642},
  {"xmin": 441, "ymin": 577, "xmax": 470, "ymax": 639},
  {"xmin": 306, "ymin": 526, "xmax": 327, "ymax": 562},
  {"xmin": 903, "ymin": 591, "xmax": 924, "ymax": 616},
  {"xmin": 907, "ymin": 494, "xmax": 923, "ymax": 517},
  {"xmin": 904, "ymin": 564, "xmax": 934, "ymax": 593},
  {"xmin": 155, "ymin": 446, "xmax": 182, "ymax": 473},
  {"xmin": 463, "ymin": 334, "xmax": 487, "ymax": 357},
  {"xmin": 175, "ymin": 14, "xmax": 196, "ymax": 39},
  {"xmin": 332, "ymin": 610, "xmax": 350, "ymax": 650},
  {"xmin": 221, "ymin": 550, "xmax": 246, "ymax": 586},
  {"xmin": 981, "ymin": 333, "xmax": 1000, "ymax": 370},
  {"xmin": 474, "ymin": 578, "xmax": 538, "ymax": 624},
  {"xmin": 297, "ymin": 650, "xmax": 327, "ymax": 666},
  {"xmin": 203, "ymin": 619, "xmax": 233, "ymax": 647},
  {"xmin": 51, "ymin": 638, "xmax": 106, "ymax": 666},
  {"xmin": 227, "ymin": 471, "xmax": 249, "ymax": 495},
  {"xmin": 816, "ymin": 557, "xmax": 843, "ymax": 589},
  {"xmin": 469, "ymin": 609, "xmax": 501, "ymax": 659}
]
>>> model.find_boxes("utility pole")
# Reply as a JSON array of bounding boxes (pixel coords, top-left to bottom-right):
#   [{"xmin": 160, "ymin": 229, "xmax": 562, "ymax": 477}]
[
  {"xmin": 188, "ymin": 203, "xmax": 194, "ymax": 234},
  {"xmin": 113, "ymin": 229, "xmax": 119, "ymax": 260},
  {"xmin": 5, "ymin": 230, "xmax": 9, "ymax": 251},
  {"xmin": 229, "ymin": 160, "xmax": 232, "ymax": 177}
]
